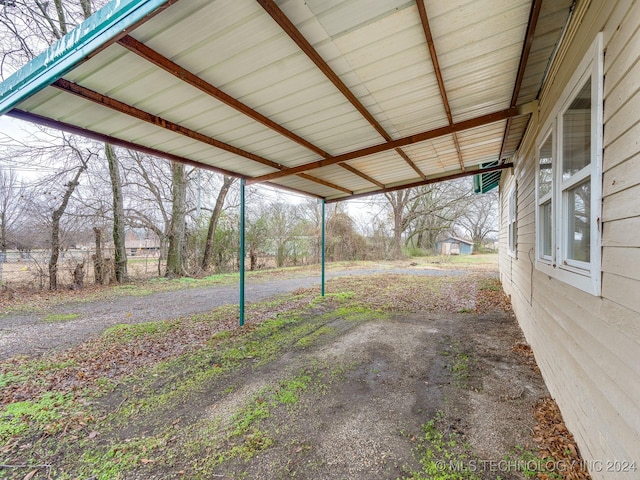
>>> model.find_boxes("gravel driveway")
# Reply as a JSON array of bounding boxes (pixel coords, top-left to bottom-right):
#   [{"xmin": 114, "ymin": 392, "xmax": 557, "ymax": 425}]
[{"xmin": 0, "ymin": 266, "xmax": 464, "ymax": 360}]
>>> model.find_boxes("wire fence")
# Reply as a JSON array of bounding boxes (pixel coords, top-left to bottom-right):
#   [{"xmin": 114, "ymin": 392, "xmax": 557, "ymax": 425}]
[{"xmin": 0, "ymin": 248, "xmax": 162, "ymax": 288}]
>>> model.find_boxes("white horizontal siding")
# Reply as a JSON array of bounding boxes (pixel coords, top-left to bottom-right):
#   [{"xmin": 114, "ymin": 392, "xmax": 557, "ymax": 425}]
[{"xmin": 500, "ymin": 0, "xmax": 640, "ymax": 477}]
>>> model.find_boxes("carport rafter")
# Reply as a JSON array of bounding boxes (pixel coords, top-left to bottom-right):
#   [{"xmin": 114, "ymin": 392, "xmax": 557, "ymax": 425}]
[
  {"xmin": 325, "ymin": 161, "xmax": 513, "ymax": 203},
  {"xmin": 416, "ymin": 0, "xmax": 465, "ymax": 173},
  {"xmin": 118, "ymin": 35, "xmax": 380, "ymax": 191},
  {"xmin": 498, "ymin": 0, "xmax": 543, "ymax": 162},
  {"xmin": 50, "ymin": 78, "xmax": 350, "ymax": 194},
  {"xmin": 247, "ymin": 106, "xmax": 521, "ymax": 185},
  {"xmin": 7, "ymin": 108, "xmax": 324, "ymax": 200},
  {"xmin": 256, "ymin": 0, "xmax": 428, "ymax": 181}
]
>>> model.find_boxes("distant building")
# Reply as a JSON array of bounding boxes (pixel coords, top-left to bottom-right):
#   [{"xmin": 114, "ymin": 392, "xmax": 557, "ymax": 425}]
[
  {"xmin": 125, "ymin": 230, "xmax": 160, "ymax": 256},
  {"xmin": 435, "ymin": 237, "xmax": 473, "ymax": 255}
]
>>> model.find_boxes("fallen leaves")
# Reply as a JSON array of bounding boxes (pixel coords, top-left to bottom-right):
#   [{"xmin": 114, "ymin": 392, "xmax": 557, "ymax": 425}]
[
  {"xmin": 22, "ymin": 470, "xmax": 37, "ymax": 480},
  {"xmin": 532, "ymin": 397, "xmax": 592, "ymax": 479},
  {"xmin": 0, "ymin": 293, "xmax": 317, "ymax": 407}
]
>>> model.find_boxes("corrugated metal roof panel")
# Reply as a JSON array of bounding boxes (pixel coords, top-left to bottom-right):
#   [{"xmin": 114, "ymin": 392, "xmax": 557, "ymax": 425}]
[
  {"xmin": 0, "ymin": 0, "xmax": 573, "ymax": 200},
  {"xmin": 402, "ymin": 136, "xmax": 461, "ymax": 173},
  {"xmin": 517, "ymin": 0, "xmax": 573, "ymax": 104},
  {"xmin": 303, "ymin": 165, "xmax": 379, "ymax": 193},
  {"xmin": 346, "ymin": 150, "xmax": 421, "ymax": 185},
  {"xmin": 501, "ymin": 115, "xmax": 531, "ymax": 159},
  {"xmin": 271, "ymin": 174, "xmax": 342, "ymax": 199},
  {"xmin": 457, "ymin": 121, "xmax": 506, "ymax": 167},
  {"xmin": 428, "ymin": 0, "xmax": 530, "ymax": 122},
  {"xmin": 329, "ymin": 4, "xmax": 449, "ymax": 137}
]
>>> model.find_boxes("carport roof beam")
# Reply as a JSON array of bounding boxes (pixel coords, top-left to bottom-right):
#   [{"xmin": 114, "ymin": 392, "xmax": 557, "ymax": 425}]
[
  {"xmin": 247, "ymin": 107, "xmax": 520, "ymax": 185},
  {"xmin": 256, "ymin": 0, "xmax": 427, "ymax": 181},
  {"xmin": 50, "ymin": 79, "xmax": 351, "ymax": 195},
  {"xmin": 117, "ymin": 35, "xmax": 383, "ymax": 191}
]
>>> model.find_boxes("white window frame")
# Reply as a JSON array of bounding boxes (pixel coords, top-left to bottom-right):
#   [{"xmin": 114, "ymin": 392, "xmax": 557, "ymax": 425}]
[
  {"xmin": 507, "ymin": 184, "xmax": 517, "ymax": 258},
  {"xmin": 537, "ymin": 128, "xmax": 554, "ymax": 263},
  {"xmin": 534, "ymin": 33, "xmax": 603, "ymax": 296}
]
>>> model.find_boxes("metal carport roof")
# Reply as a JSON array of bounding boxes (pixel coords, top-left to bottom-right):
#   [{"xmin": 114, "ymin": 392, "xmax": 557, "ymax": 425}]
[{"xmin": 0, "ymin": 0, "xmax": 573, "ymax": 201}]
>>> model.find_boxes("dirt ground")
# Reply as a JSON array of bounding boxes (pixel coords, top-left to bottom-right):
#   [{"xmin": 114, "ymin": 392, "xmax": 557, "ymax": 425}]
[
  {"xmin": 201, "ymin": 308, "xmax": 546, "ymax": 479},
  {"xmin": 0, "ymin": 258, "xmax": 589, "ymax": 479}
]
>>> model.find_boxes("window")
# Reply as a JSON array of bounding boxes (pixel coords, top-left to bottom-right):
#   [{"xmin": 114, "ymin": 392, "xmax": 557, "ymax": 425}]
[
  {"xmin": 535, "ymin": 33, "xmax": 603, "ymax": 295},
  {"xmin": 507, "ymin": 184, "xmax": 517, "ymax": 257}
]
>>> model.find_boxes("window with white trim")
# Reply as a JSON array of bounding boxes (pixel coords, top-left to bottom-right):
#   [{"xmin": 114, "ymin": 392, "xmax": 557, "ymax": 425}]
[
  {"xmin": 535, "ymin": 33, "xmax": 603, "ymax": 296},
  {"xmin": 507, "ymin": 184, "xmax": 517, "ymax": 258}
]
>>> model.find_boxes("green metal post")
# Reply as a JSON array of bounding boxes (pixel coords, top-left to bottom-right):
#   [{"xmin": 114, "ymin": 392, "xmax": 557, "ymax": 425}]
[
  {"xmin": 239, "ymin": 178, "xmax": 246, "ymax": 326},
  {"xmin": 321, "ymin": 199, "xmax": 326, "ymax": 297}
]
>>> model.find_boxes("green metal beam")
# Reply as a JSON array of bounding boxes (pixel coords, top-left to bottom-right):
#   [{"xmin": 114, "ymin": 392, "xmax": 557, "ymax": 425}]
[
  {"xmin": 0, "ymin": 0, "xmax": 175, "ymax": 116},
  {"xmin": 239, "ymin": 178, "xmax": 246, "ymax": 326},
  {"xmin": 321, "ymin": 199, "xmax": 326, "ymax": 297}
]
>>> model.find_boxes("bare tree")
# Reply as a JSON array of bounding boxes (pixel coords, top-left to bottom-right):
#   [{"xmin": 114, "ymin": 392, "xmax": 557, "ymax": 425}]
[
  {"xmin": 47, "ymin": 135, "xmax": 93, "ymax": 289},
  {"xmin": 455, "ymin": 190, "xmax": 499, "ymax": 250},
  {"xmin": 165, "ymin": 161, "xmax": 187, "ymax": 277},
  {"xmin": 381, "ymin": 180, "xmax": 474, "ymax": 258},
  {"xmin": 264, "ymin": 201, "xmax": 299, "ymax": 268},
  {"xmin": 201, "ymin": 175, "xmax": 236, "ymax": 271},
  {"xmin": 0, "ymin": 167, "xmax": 26, "ymax": 258},
  {"xmin": 105, "ymin": 144, "xmax": 127, "ymax": 281},
  {"xmin": 0, "ymin": 0, "xmax": 106, "ymax": 78},
  {"xmin": 122, "ymin": 151, "xmax": 172, "ymax": 275},
  {"xmin": 326, "ymin": 206, "xmax": 367, "ymax": 262}
]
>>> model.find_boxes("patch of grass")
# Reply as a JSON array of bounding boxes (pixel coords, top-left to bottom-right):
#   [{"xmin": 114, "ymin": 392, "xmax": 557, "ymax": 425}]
[
  {"xmin": 442, "ymin": 342, "xmax": 472, "ymax": 387},
  {"xmin": 12, "ymin": 357, "xmax": 79, "ymax": 381},
  {"xmin": 402, "ymin": 414, "xmax": 480, "ymax": 480},
  {"xmin": 479, "ymin": 278, "xmax": 502, "ymax": 291},
  {"xmin": 327, "ymin": 291, "xmax": 355, "ymax": 301},
  {"xmin": 273, "ymin": 373, "xmax": 312, "ymax": 405},
  {"xmin": 103, "ymin": 299, "xmax": 357, "ymax": 423},
  {"xmin": 177, "ymin": 369, "xmax": 317, "ymax": 476},
  {"xmin": 78, "ymin": 435, "xmax": 168, "ymax": 480},
  {"xmin": 42, "ymin": 312, "xmax": 79, "ymax": 323},
  {"xmin": 0, "ymin": 392, "xmax": 72, "ymax": 441},
  {"xmin": 505, "ymin": 445, "xmax": 563, "ymax": 479},
  {"xmin": 451, "ymin": 352, "xmax": 470, "ymax": 383},
  {"xmin": 102, "ymin": 320, "xmax": 180, "ymax": 343},
  {"xmin": 0, "ymin": 371, "xmax": 25, "ymax": 388},
  {"xmin": 295, "ymin": 325, "xmax": 335, "ymax": 348}
]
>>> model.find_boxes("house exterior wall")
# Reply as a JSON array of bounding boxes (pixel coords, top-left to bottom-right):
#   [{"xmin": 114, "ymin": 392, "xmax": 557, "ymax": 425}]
[{"xmin": 499, "ymin": 0, "xmax": 640, "ymax": 475}]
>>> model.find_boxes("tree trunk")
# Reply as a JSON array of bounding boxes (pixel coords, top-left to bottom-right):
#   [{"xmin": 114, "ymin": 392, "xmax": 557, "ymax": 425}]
[
  {"xmin": 385, "ymin": 191, "xmax": 408, "ymax": 260},
  {"xmin": 72, "ymin": 262, "xmax": 84, "ymax": 289},
  {"xmin": 0, "ymin": 210, "xmax": 6, "ymax": 262},
  {"xmin": 165, "ymin": 162, "xmax": 187, "ymax": 277},
  {"xmin": 201, "ymin": 175, "xmax": 234, "ymax": 271},
  {"xmin": 250, "ymin": 247, "xmax": 257, "ymax": 271},
  {"xmin": 49, "ymin": 166, "xmax": 85, "ymax": 290},
  {"xmin": 105, "ymin": 144, "xmax": 128, "ymax": 283},
  {"xmin": 93, "ymin": 227, "xmax": 104, "ymax": 284}
]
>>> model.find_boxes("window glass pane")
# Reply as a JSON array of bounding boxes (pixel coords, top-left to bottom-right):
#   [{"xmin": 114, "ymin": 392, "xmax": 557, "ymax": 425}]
[
  {"xmin": 567, "ymin": 181, "xmax": 591, "ymax": 263},
  {"xmin": 563, "ymin": 78, "xmax": 591, "ymax": 180},
  {"xmin": 538, "ymin": 134, "xmax": 553, "ymax": 197},
  {"xmin": 541, "ymin": 201, "xmax": 552, "ymax": 257}
]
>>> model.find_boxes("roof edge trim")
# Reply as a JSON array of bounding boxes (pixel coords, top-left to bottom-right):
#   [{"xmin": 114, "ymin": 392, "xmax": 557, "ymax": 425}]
[{"xmin": 0, "ymin": 0, "xmax": 171, "ymax": 116}]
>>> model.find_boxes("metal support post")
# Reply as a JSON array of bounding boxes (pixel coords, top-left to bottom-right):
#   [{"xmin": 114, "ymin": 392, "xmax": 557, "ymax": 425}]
[
  {"xmin": 321, "ymin": 199, "xmax": 326, "ymax": 297},
  {"xmin": 239, "ymin": 178, "xmax": 246, "ymax": 326}
]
